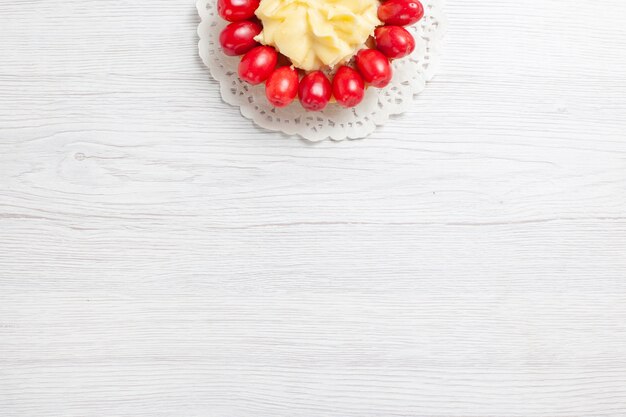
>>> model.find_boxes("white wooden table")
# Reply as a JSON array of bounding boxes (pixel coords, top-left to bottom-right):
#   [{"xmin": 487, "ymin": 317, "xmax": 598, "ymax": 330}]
[{"xmin": 2, "ymin": 1, "xmax": 626, "ymax": 416}]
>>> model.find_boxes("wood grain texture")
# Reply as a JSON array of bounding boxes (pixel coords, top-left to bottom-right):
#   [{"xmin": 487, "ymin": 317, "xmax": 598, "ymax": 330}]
[{"xmin": 2, "ymin": 0, "xmax": 626, "ymax": 416}]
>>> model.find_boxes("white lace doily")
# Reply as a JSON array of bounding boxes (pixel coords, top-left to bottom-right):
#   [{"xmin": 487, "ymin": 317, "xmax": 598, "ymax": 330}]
[{"xmin": 197, "ymin": 0, "xmax": 446, "ymax": 141}]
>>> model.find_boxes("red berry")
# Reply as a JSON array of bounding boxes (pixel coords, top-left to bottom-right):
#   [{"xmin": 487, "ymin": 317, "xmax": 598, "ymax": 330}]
[
  {"xmin": 374, "ymin": 26, "xmax": 416, "ymax": 59},
  {"xmin": 218, "ymin": 0, "xmax": 260, "ymax": 22},
  {"xmin": 219, "ymin": 21, "xmax": 262, "ymax": 56},
  {"xmin": 238, "ymin": 46, "xmax": 278, "ymax": 85},
  {"xmin": 266, "ymin": 67, "xmax": 299, "ymax": 107},
  {"xmin": 355, "ymin": 49, "xmax": 392, "ymax": 88},
  {"xmin": 298, "ymin": 71, "xmax": 332, "ymax": 111},
  {"xmin": 332, "ymin": 66, "xmax": 365, "ymax": 108},
  {"xmin": 377, "ymin": 0, "xmax": 424, "ymax": 26}
]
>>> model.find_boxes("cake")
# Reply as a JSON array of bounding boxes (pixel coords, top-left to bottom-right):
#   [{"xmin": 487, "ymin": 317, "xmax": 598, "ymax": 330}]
[{"xmin": 217, "ymin": 0, "xmax": 424, "ymax": 111}]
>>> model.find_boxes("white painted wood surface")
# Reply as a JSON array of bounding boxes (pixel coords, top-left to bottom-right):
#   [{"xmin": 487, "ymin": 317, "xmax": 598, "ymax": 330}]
[{"xmin": 2, "ymin": 0, "xmax": 626, "ymax": 415}]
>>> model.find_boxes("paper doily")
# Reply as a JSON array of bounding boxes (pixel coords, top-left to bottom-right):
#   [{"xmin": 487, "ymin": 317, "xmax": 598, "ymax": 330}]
[{"xmin": 197, "ymin": 0, "xmax": 446, "ymax": 141}]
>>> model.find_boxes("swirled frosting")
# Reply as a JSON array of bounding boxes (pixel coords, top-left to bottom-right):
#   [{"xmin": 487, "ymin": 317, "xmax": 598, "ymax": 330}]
[{"xmin": 254, "ymin": 0, "xmax": 380, "ymax": 71}]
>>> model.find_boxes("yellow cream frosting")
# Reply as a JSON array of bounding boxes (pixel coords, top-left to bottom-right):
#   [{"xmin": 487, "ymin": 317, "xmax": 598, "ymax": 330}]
[{"xmin": 254, "ymin": 0, "xmax": 380, "ymax": 71}]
